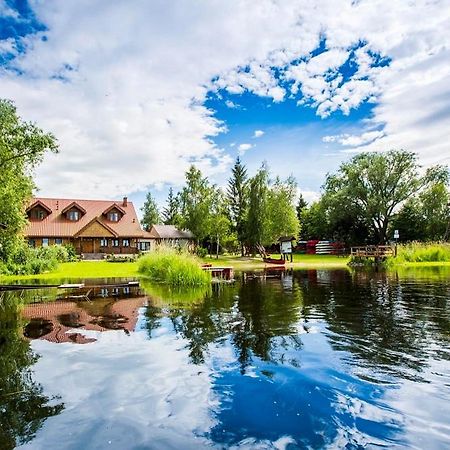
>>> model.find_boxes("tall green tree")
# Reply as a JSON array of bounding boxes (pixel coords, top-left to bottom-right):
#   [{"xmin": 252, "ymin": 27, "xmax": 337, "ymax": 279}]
[
  {"xmin": 264, "ymin": 175, "xmax": 300, "ymax": 244},
  {"xmin": 141, "ymin": 192, "xmax": 160, "ymax": 231},
  {"xmin": 246, "ymin": 165, "xmax": 269, "ymax": 250},
  {"xmin": 210, "ymin": 188, "xmax": 233, "ymax": 258},
  {"xmin": 162, "ymin": 187, "xmax": 181, "ymax": 226},
  {"xmin": 296, "ymin": 194, "xmax": 308, "ymax": 226},
  {"xmin": 0, "ymin": 99, "xmax": 58, "ymax": 263},
  {"xmin": 227, "ymin": 157, "xmax": 249, "ymax": 255},
  {"xmin": 323, "ymin": 150, "xmax": 447, "ymax": 243},
  {"xmin": 179, "ymin": 165, "xmax": 215, "ymax": 242}
]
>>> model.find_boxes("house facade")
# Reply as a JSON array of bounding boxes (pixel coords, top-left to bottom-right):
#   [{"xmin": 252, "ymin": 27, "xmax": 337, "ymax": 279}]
[{"xmin": 25, "ymin": 197, "xmax": 149, "ymax": 256}]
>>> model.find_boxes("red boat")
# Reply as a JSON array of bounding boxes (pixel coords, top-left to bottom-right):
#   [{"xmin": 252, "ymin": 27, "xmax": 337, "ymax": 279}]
[{"xmin": 263, "ymin": 257, "xmax": 286, "ymax": 265}]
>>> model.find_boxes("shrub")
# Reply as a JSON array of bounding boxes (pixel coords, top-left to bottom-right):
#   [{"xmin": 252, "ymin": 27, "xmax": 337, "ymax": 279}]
[
  {"xmin": 138, "ymin": 246, "xmax": 211, "ymax": 286},
  {"xmin": 195, "ymin": 247, "xmax": 208, "ymax": 258},
  {"xmin": 0, "ymin": 243, "xmax": 74, "ymax": 276}
]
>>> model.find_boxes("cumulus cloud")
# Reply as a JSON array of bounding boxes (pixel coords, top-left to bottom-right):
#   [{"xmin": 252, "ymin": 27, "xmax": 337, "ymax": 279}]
[
  {"xmin": 0, "ymin": 0, "xmax": 449, "ymax": 199},
  {"xmin": 238, "ymin": 143, "xmax": 253, "ymax": 155},
  {"xmin": 253, "ymin": 130, "xmax": 264, "ymax": 138}
]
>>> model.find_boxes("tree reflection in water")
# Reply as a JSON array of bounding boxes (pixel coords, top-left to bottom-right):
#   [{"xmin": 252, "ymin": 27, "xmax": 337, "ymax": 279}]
[{"xmin": 0, "ymin": 292, "xmax": 64, "ymax": 449}]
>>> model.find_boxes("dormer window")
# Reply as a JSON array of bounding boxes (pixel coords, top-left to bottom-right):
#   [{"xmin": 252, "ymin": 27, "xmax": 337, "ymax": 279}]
[
  {"xmin": 108, "ymin": 212, "xmax": 119, "ymax": 222},
  {"xmin": 103, "ymin": 203, "xmax": 125, "ymax": 222},
  {"xmin": 26, "ymin": 200, "xmax": 52, "ymax": 221},
  {"xmin": 68, "ymin": 210, "xmax": 80, "ymax": 221},
  {"xmin": 61, "ymin": 202, "xmax": 86, "ymax": 221}
]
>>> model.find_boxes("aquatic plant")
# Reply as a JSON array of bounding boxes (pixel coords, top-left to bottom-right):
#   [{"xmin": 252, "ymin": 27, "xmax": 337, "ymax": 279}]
[{"xmin": 137, "ymin": 246, "xmax": 211, "ymax": 286}]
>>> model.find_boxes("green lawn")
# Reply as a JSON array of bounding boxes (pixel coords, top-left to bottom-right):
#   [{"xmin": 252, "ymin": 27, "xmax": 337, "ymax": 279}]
[
  {"xmin": 202, "ymin": 253, "xmax": 350, "ymax": 269},
  {"xmin": 0, "ymin": 260, "xmax": 139, "ymax": 282}
]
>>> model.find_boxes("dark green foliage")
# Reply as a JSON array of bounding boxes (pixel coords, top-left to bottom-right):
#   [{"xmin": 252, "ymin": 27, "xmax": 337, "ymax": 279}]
[
  {"xmin": 227, "ymin": 157, "xmax": 249, "ymax": 255},
  {"xmin": 0, "ymin": 293, "xmax": 64, "ymax": 447},
  {"xmin": 323, "ymin": 150, "xmax": 448, "ymax": 243},
  {"xmin": 162, "ymin": 187, "xmax": 182, "ymax": 226}
]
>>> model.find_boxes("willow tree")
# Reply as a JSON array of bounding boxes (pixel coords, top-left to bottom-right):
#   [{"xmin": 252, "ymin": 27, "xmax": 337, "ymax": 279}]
[
  {"xmin": 0, "ymin": 99, "xmax": 58, "ymax": 263},
  {"xmin": 323, "ymin": 150, "xmax": 448, "ymax": 243}
]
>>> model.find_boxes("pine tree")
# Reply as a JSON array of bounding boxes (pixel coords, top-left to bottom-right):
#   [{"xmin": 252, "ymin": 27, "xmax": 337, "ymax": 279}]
[
  {"xmin": 162, "ymin": 187, "xmax": 181, "ymax": 225},
  {"xmin": 141, "ymin": 192, "xmax": 160, "ymax": 231},
  {"xmin": 227, "ymin": 157, "xmax": 249, "ymax": 255}
]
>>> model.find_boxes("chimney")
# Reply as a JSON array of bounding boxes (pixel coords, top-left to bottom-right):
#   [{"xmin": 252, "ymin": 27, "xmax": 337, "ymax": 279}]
[{"xmin": 123, "ymin": 196, "xmax": 128, "ymax": 207}]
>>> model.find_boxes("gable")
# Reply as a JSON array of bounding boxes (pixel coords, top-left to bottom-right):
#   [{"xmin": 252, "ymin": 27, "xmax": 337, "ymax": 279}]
[{"xmin": 76, "ymin": 220, "xmax": 116, "ymax": 237}]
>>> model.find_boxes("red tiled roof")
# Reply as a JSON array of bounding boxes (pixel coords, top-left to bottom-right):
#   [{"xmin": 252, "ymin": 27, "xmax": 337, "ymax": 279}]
[{"xmin": 25, "ymin": 197, "xmax": 146, "ymax": 238}]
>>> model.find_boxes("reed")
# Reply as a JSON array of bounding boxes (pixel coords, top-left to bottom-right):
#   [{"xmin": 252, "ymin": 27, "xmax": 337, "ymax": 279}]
[
  {"xmin": 394, "ymin": 242, "xmax": 450, "ymax": 263},
  {"xmin": 137, "ymin": 246, "xmax": 211, "ymax": 286}
]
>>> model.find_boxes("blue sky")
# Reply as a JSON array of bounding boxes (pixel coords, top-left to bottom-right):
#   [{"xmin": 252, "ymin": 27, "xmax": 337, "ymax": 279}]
[{"xmin": 1, "ymin": 0, "xmax": 449, "ymax": 215}]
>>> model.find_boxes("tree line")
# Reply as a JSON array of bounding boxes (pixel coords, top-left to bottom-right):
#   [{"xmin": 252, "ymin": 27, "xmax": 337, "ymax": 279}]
[
  {"xmin": 141, "ymin": 159, "xmax": 300, "ymax": 255},
  {"xmin": 143, "ymin": 150, "xmax": 449, "ymax": 251}
]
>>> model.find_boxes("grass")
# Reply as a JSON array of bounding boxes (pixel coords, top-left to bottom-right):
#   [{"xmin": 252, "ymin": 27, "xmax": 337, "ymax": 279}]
[
  {"xmin": 388, "ymin": 242, "xmax": 450, "ymax": 266},
  {"xmin": 138, "ymin": 247, "xmax": 211, "ymax": 286},
  {"xmin": 0, "ymin": 260, "xmax": 139, "ymax": 281},
  {"xmin": 0, "ymin": 252, "xmax": 350, "ymax": 283}
]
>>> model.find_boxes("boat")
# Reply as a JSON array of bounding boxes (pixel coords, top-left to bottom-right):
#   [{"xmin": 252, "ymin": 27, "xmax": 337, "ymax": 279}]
[{"xmin": 263, "ymin": 257, "xmax": 286, "ymax": 265}]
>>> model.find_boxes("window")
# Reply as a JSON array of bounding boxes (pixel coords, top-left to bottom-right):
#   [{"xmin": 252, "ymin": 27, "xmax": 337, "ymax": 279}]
[
  {"xmin": 42, "ymin": 238, "xmax": 49, "ymax": 247},
  {"xmin": 111, "ymin": 239, "xmax": 119, "ymax": 247},
  {"xmin": 29, "ymin": 239, "xmax": 36, "ymax": 248},
  {"xmin": 68, "ymin": 210, "xmax": 80, "ymax": 221},
  {"xmin": 55, "ymin": 238, "xmax": 63, "ymax": 245},
  {"xmin": 108, "ymin": 212, "xmax": 119, "ymax": 222},
  {"xmin": 100, "ymin": 238, "xmax": 108, "ymax": 247},
  {"xmin": 122, "ymin": 239, "xmax": 130, "ymax": 247},
  {"xmin": 35, "ymin": 209, "xmax": 45, "ymax": 220}
]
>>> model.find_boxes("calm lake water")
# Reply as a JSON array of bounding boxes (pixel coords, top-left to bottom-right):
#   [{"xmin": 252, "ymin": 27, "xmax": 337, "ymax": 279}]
[{"xmin": 1, "ymin": 268, "xmax": 450, "ymax": 449}]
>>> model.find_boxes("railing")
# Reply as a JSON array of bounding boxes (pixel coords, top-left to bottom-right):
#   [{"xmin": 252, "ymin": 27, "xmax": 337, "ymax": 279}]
[{"xmin": 350, "ymin": 245, "xmax": 394, "ymax": 258}]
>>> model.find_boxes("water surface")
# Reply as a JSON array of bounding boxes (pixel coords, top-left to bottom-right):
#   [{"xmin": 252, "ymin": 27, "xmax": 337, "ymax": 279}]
[{"xmin": 1, "ymin": 269, "xmax": 450, "ymax": 449}]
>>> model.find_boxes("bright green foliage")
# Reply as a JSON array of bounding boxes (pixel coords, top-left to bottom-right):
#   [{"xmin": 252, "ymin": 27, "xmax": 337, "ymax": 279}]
[
  {"xmin": 323, "ymin": 150, "xmax": 447, "ymax": 243},
  {"xmin": 162, "ymin": 187, "xmax": 182, "ymax": 226},
  {"xmin": 138, "ymin": 246, "xmax": 211, "ymax": 285},
  {"xmin": 0, "ymin": 244, "xmax": 74, "ymax": 275},
  {"xmin": 141, "ymin": 191, "xmax": 160, "ymax": 231},
  {"xmin": 0, "ymin": 99, "xmax": 58, "ymax": 263},
  {"xmin": 264, "ymin": 175, "xmax": 300, "ymax": 244},
  {"xmin": 227, "ymin": 157, "xmax": 249, "ymax": 255},
  {"xmin": 394, "ymin": 242, "xmax": 450, "ymax": 263},
  {"xmin": 179, "ymin": 165, "xmax": 215, "ymax": 242},
  {"xmin": 210, "ymin": 188, "xmax": 233, "ymax": 256},
  {"xmin": 247, "ymin": 165, "xmax": 269, "ymax": 248}
]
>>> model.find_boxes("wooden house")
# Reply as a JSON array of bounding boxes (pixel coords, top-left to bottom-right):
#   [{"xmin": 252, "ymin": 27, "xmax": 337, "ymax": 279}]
[{"xmin": 25, "ymin": 197, "xmax": 146, "ymax": 257}]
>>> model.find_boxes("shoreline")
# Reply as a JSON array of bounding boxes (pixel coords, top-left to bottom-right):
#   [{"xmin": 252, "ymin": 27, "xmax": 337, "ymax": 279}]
[{"xmin": 2, "ymin": 255, "xmax": 450, "ymax": 282}]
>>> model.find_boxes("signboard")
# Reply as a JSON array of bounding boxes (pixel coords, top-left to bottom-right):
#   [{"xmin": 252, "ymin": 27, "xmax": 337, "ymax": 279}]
[
  {"xmin": 394, "ymin": 230, "xmax": 399, "ymax": 239},
  {"xmin": 281, "ymin": 241, "xmax": 292, "ymax": 254}
]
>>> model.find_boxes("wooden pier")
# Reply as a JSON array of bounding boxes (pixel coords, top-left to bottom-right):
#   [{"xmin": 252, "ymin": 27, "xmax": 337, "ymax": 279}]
[
  {"xmin": 202, "ymin": 265, "xmax": 234, "ymax": 281},
  {"xmin": 350, "ymin": 245, "xmax": 394, "ymax": 260}
]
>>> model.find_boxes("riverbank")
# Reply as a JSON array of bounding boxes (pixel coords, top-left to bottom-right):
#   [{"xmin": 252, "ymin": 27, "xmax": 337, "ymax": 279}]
[{"xmin": 0, "ymin": 254, "xmax": 350, "ymax": 281}]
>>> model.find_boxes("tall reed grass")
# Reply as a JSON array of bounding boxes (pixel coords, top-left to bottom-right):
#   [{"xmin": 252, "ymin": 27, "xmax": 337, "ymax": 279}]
[
  {"xmin": 394, "ymin": 242, "xmax": 450, "ymax": 263},
  {"xmin": 137, "ymin": 246, "xmax": 211, "ymax": 286}
]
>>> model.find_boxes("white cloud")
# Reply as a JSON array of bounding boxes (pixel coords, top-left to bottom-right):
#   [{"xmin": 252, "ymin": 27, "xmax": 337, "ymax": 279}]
[
  {"xmin": 322, "ymin": 130, "xmax": 385, "ymax": 147},
  {"xmin": 0, "ymin": 0, "xmax": 449, "ymax": 199},
  {"xmin": 253, "ymin": 130, "xmax": 264, "ymax": 138},
  {"xmin": 238, "ymin": 143, "xmax": 253, "ymax": 155}
]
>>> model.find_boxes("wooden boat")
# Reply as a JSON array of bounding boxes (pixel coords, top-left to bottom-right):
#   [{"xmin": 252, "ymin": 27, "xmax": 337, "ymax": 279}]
[{"xmin": 263, "ymin": 257, "xmax": 286, "ymax": 265}]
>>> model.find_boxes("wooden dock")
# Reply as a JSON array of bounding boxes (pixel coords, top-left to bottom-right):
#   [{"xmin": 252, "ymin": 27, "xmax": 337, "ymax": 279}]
[
  {"xmin": 350, "ymin": 245, "xmax": 394, "ymax": 259},
  {"xmin": 202, "ymin": 266, "xmax": 234, "ymax": 281}
]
